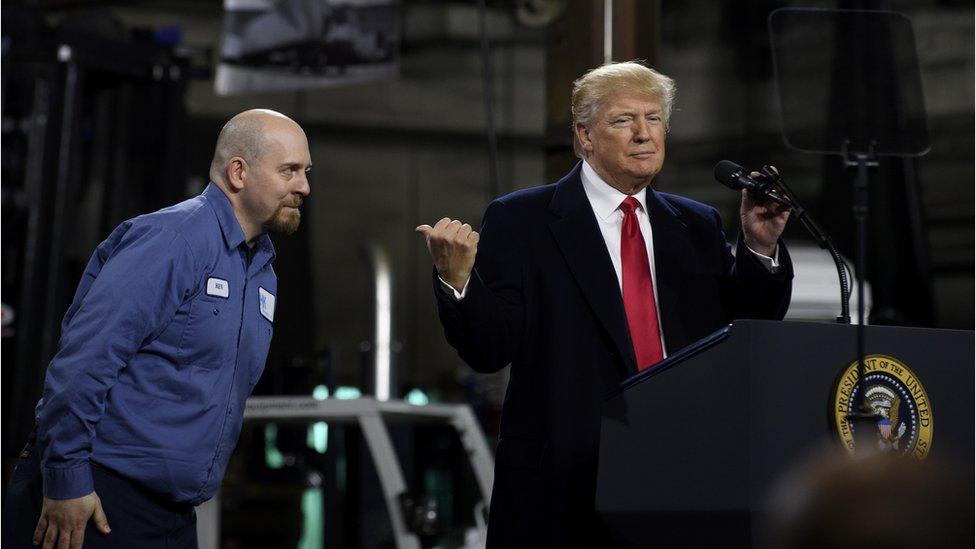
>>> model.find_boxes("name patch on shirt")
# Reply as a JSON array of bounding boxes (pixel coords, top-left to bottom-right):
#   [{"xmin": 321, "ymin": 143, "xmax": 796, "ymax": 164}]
[
  {"xmin": 206, "ymin": 277, "xmax": 230, "ymax": 298},
  {"xmin": 259, "ymin": 287, "xmax": 275, "ymax": 322}
]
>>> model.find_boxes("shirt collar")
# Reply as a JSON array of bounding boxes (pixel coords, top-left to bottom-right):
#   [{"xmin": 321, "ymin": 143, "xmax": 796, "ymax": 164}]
[
  {"xmin": 202, "ymin": 183, "xmax": 277, "ymax": 270},
  {"xmin": 203, "ymin": 182, "xmax": 247, "ymax": 250},
  {"xmin": 580, "ymin": 160, "xmax": 649, "ymax": 220}
]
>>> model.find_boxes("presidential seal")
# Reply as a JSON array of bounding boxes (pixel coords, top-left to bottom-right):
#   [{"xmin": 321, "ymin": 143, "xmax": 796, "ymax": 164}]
[{"xmin": 832, "ymin": 354, "xmax": 933, "ymax": 459}]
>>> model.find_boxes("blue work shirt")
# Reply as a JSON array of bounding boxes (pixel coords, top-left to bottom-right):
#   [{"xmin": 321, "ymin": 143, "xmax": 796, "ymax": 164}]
[{"xmin": 35, "ymin": 183, "xmax": 276, "ymax": 505}]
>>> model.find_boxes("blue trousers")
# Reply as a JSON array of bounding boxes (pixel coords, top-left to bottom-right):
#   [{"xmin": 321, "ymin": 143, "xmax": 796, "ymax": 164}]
[{"xmin": 3, "ymin": 440, "xmax": 198, "ymax": 549}]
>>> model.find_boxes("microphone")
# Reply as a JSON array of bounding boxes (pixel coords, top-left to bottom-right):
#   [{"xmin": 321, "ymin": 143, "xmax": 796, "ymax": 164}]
[
  {"xmin": 715, "ymin": 160, "xmax": 853, "ymax": 323},
  {"xmin": 713, "ymin": 160, "xmax": 792, "ymax": 208}
]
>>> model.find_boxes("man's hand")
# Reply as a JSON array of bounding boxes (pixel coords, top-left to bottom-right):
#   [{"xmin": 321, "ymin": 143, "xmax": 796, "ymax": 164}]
[
  {"xmin": 739, "ymin": 170, "xmax": 791, "ymax": 257},
  {"xmin": 416, "ymin": 217, "xmax": 479, "ymax": 292},
  {"xmin": 33, "ymin": 493, "xmax": 110, "ymax": 549}
]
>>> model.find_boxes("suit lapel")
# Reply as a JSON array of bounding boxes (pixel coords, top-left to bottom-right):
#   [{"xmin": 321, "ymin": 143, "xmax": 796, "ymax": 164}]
[
  {"xmin": 548, "ymin": 164, "xmax": 636, "ymax": 373},
  {"xmin": 644, "ymin": 188, "xmax": 691, "ymax": 353}
]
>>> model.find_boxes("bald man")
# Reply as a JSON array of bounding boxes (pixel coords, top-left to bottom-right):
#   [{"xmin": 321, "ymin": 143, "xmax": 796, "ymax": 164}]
[{"xmin": 3, "ymin": 110, "xmax": 312, "ymax": 549}]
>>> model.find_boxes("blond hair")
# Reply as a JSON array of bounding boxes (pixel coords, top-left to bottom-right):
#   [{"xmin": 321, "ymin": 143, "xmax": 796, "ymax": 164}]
[{"xmin": 571, "ymin": 61, "xmax": 676, "ymax": 156}]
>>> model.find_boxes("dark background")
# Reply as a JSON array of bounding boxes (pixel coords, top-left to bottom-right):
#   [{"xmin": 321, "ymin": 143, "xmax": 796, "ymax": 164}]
[{"xmin": 2, "ymin": 0, "xmax": 972, "ymax": 546}]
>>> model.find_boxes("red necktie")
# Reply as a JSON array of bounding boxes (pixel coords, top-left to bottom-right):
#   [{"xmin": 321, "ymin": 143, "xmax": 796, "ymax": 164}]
[{"xmin": 619, "ymin": 196, "xmax": 663, "ymax": 370}]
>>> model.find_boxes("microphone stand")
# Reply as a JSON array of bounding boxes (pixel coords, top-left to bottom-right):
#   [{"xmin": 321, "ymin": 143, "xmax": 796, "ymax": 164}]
[
  {"xmin": 759, "ymin": 167, "xmax": 851, "ymax": 324},
  {"xmin": 764, "ymin": 160, "xmax": 875, "ymax": 453},
  {"xmin": 841, "ymin": 141, "xmax": 881, "ymax": 452}
]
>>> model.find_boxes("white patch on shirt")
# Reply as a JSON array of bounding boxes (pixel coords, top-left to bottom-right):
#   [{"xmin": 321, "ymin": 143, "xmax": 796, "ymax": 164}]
[
  {"xmin": 259, "ymin": 287, "xmax": 275, "ymax": 322},
  {"xmin": 206, "ymin": 277, "xmax": 230, "ymax": 298}
]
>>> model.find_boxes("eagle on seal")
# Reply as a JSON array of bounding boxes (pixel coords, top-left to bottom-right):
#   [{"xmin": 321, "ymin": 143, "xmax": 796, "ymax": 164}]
[{"xmin": 877, "ymin": 397, "xmax": 907, "ymax": 450}]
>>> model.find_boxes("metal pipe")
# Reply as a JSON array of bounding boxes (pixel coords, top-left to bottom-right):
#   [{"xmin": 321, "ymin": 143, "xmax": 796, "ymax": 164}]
[
  {"xmin": 42, "ymin": 49, "xmax": 80, "ymax": 368},
  {"xmin": 477, "ymin": 0, "xmax": 500, "ymax": 199},
  {"xmin": 366, "ymin": 243, "xmax": 393, "ymax": 401}
]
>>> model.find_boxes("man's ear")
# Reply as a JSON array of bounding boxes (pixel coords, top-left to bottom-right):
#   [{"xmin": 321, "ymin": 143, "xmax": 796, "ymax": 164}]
[
  {"xmin": 225, "ymin": 157, "xmax": 247, "ymax": 192},
  {"xmin": 574, "ymin": 123, "xmax": 593, "ymax": 154}
]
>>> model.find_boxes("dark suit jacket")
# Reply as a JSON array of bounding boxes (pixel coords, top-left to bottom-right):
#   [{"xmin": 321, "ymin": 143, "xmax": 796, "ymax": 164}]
[{"xmin": 434, "ymin": 163, "xmax": 793, "ymax": 548}]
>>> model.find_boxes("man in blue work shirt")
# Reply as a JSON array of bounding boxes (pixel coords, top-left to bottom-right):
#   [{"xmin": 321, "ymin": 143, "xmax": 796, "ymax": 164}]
[{"xmin": 3, "ymin": 109, "xmax": 312, "ymax": 549}]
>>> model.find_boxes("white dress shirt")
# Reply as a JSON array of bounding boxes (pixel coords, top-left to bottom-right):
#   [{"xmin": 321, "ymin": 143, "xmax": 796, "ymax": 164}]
[{"xmin": 579, "ymin": 160, "xmax": 669, "ymax": 357}]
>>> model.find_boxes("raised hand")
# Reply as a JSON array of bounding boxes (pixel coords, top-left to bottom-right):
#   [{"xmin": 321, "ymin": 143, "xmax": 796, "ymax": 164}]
[
  {"xmin": 739, "ymin": 169, "xmax": 791, "ymax": 256},
  {"xmin": 33, "ymin": 492, "xmax": 111, "ymax": 549},
  {"xmin": 416, "ymin": 217, "xmax": 480, "ymax": 292}
]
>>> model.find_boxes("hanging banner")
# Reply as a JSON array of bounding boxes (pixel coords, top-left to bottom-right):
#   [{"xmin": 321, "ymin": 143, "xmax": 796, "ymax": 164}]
[{"xmin": 215, "ymin": 0, "xmax": 399, "ymax": 95}]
